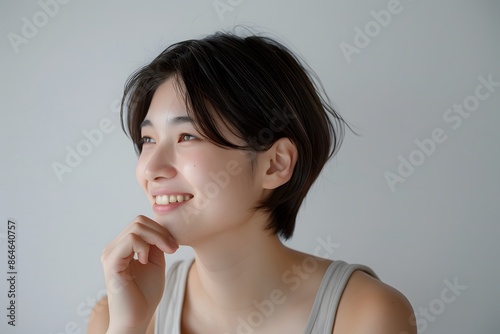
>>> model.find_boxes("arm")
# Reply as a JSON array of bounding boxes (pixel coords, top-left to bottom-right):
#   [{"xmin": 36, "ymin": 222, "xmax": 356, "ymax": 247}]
[{"xmin": 87, "ymin": 296, "xmax": 156, "ymax": 334}]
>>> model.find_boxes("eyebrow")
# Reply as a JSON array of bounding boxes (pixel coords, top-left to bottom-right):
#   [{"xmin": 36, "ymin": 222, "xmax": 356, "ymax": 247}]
[{"xmin": 140, "ymin": 116, "xmax": 193, "ymax": 128}]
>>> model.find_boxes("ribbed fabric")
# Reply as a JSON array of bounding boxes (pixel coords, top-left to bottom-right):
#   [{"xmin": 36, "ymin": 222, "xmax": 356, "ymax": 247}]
[
  {"xmin": 303, "ymin": 260, "xmax": 378, "ymax": 333},
  {"xmin": 155, "ymin": 259, "xmax": 193, "ymax": 334},
  {"xmin": 155, "ymin": 258, "xmax": 378, "ymax": 334}
]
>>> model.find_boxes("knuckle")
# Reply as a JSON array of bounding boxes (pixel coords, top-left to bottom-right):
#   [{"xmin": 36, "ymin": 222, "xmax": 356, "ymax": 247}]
[
  {"xmin": 100, "ymin": 251, "xmax": 109, "ymax": 265},
  {"xmin": 100, "ymin": 246, "xmax": 110, "ymax": 261},
  {"xmin": 126, "ymin": 232, "xmax": 140, "ymax": 243},
  {"xmin": 130, "ymin": 221, "xmax": 145, "ymax": 232},
  {"xmin": 134, "ymin": 215, "xmax": 147, "ymax": 222}
]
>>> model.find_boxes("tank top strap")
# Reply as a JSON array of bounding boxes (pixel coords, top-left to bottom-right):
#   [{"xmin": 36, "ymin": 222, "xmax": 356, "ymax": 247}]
[
  {"xmin": 303, "ymin": 260, "xmax": 379, "ymax": 334},
  {"xmin": 155, "ymin": 259, "xmax": 377, "ymax": 334},
  {"xmin": 155, "ymin": 258, "xmax": 194, "ymax": 334}
]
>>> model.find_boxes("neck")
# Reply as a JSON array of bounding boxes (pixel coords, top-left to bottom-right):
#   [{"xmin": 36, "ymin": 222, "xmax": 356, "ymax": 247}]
[{"xmin": 189, "ymin": 220, "xmax": 295, "ymax": 311}]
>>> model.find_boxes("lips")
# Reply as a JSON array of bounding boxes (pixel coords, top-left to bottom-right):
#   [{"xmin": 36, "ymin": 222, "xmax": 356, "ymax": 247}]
[
  {"xmin": 154, "ymin": 194, "xmax": 192, "ymax": 205},
  {"xmin": 151, "ymin": 193, "xmax": 193, "ymax": 215}
]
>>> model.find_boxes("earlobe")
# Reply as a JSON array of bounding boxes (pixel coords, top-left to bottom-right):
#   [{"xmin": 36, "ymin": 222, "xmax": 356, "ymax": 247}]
[{"xmin": 262, "ymin": 138, "xmax": 298, "ymax": 190}]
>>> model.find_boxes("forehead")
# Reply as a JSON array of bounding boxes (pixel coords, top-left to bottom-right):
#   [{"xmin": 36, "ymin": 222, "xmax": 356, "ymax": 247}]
[{"xmin": 146, "ymin": 78, "xmax": 187, "ymax": 120}]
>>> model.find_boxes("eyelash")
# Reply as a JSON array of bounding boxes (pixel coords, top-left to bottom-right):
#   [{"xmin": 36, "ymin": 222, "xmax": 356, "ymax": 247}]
[
  {"xmin": 140, "ymin": 137, "xmax": 154, "ymax": 145},
  {"xmin": 179, "ymin": 134, "xmax": 197, "ymax": 142},
  {"xmin": 139, "ymin": 133, "xmax": 197, "ymax": 145}
]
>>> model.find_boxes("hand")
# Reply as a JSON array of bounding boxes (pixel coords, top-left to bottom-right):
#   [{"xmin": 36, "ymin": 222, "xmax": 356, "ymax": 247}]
[{"xmin": 100, "ymin": 215, "xmax": 179, "ymax": 333}]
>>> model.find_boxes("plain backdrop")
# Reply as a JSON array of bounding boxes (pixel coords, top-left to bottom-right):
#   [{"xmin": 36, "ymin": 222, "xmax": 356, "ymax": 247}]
[{"xmin": 1, "ymin": 0, "xmax": 499, "ymax": 333}]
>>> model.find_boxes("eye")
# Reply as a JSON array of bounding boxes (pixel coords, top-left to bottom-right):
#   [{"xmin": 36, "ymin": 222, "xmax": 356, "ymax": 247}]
[
  {"xmin": 139, "ymin": 136, "xmax": 155, "ymax": 145},
  {"xmin": 179, "ymin": 133, "xmax": 197, "ymax": 142}
]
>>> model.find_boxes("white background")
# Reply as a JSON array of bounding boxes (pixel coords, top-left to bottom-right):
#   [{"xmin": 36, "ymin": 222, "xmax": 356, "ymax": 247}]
[{"xmin": 1, "ymin": 0, "xmax": 499, "ymax": 333}]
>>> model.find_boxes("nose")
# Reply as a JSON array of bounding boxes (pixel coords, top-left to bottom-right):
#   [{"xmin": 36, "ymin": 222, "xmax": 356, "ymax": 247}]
[{"xmin": 143, "ymin": 145, "xmax": 177, "ymax": 181}]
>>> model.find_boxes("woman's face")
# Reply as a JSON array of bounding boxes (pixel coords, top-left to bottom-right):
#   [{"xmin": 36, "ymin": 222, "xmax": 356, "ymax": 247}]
[{"xmin": 136, "ymin": 78, "xmax": 267, "ymax": 245}]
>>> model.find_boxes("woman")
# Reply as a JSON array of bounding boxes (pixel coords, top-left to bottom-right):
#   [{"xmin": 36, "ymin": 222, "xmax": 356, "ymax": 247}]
[{"xmin": 88, "ymin": 32, "xmax": 416, "ymax": 334}]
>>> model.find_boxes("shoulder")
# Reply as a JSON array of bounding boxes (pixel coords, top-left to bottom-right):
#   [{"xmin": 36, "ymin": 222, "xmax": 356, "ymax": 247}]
[{"xmin": 333, "ymin": 269, "xmax": 416, "ymax": 334}]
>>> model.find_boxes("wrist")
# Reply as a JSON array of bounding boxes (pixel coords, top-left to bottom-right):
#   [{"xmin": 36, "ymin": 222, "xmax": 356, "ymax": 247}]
[
  {"xmin": 106, "ymin": 329, "xmax": 145, "ymax": 334},
  {"xmin": 106, "ymin": 324, "xmax": 147, "ymax": 334}
]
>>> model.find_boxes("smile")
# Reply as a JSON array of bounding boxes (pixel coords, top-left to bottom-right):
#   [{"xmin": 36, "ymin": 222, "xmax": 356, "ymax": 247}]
[{"xmin": 154, "ymin": 194, "xmax": 192, "ymax": 205}]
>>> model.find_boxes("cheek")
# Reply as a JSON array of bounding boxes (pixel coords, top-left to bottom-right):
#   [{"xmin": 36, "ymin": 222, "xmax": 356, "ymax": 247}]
[
  {"xmin": 185, "ymin": 152, "xmax": 253, "ymax": 204},
  {"xmin": 135, "ymin": 156, "xmax": 148, "ymax": 191},
  {"xmin": 179, "ymin": 153, "xmax": 217, "ymax": 190}
]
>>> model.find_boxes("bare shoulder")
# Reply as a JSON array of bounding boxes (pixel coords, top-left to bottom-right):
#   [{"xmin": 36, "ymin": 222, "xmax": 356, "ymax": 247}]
[
  {"xmin": 333, "ymin": 270, "xmax": 416, "ymax": 334},
  {"xmin": 86, "ymin": 296, "xmax": 156, "ymax": 334}
]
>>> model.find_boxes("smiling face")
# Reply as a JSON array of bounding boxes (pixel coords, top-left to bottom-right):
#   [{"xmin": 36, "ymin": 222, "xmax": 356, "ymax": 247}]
[{"xmin": 136, "ymin": 77, "xmax": 268, "ymax": 245}]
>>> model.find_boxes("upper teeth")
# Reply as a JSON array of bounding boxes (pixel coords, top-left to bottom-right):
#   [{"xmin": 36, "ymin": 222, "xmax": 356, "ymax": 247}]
[{"xmin": 155, "ymin": 194, "xmax": 192, "ymax": 205}]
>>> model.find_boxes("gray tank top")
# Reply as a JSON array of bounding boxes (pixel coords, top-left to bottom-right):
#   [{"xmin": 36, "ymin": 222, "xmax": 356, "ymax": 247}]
[{"xmin": 155, "ymin": 258, "xmax": 378, "ymax": 334}]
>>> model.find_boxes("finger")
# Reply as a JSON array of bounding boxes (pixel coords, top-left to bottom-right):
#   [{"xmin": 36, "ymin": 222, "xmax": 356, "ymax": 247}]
[
  {"xmin": 103, "ymin": 233, "xmax": 151, "ymax": 273},
  {"xmin": 122, "ymin": 215, "xmax": 172, "ymax": 241},
  {"xmin": 104, "ymin": 216, "xmax": 177, "ymax": 256},
  {"xmin": 125, "ymin": 222, "xmax": 178, "ymax": 254},
  {"xmin": 148, "ymin": 244, "xmax": 166, "ymax": 268},
  {"xmin": 103, "ymin": 223, "xmax": 177, "ymax": 270},
  {"xmin": 103, "ymin": 219, "xmax": 178, "ymax": 259}
]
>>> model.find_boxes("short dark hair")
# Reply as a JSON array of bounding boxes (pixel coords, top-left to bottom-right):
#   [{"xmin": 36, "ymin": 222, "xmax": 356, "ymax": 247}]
[{"xmin": 121, "ymin": 31, "xmax": 354, "ymax": 240}]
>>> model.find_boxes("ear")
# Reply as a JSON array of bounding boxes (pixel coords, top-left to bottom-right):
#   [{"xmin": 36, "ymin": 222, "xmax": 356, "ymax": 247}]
[{"xmin": 260, "ymin": 138, "xmax": 298, "ymax": 190}]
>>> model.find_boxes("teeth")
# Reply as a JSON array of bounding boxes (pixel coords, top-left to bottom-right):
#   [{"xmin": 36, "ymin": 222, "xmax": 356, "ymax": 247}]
[{"xmin": 154, "ymin": 194, "xmax": 191, "ymax": 205}]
